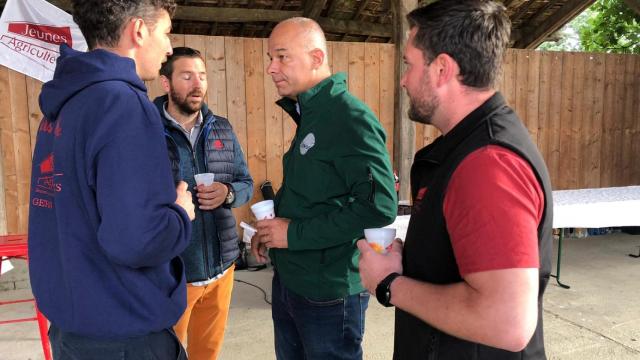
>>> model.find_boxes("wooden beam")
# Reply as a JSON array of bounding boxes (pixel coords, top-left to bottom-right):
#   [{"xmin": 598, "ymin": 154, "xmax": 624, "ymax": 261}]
[
  {"xmin": 513, "ymin": 0, "xmax": 595, "ymax": 49},
  {"xmin": 174, "ymin": 7, "xmax": 301, "ymax": 22},
  {"xmin": 393, "ymin": 0, "xmax": 418, "ymax": 202},
  {"xmin": 317, "ymin": 17, "xmax": 392, "ymax": 38},
  {"xmin": 327, "ymin": 0, "xmax": 344, "ymax": 17},
  {"xmin": 509, "ymin": 0, "xmax": 536, "ymax": 24},
  {"xmin": 352, "ymin": 0, "xmax": 373, "ymax": 20},
  {"xmin": 303, "ymin": 0, "xmax": 328, "ymax": 19},
  {"xmin": 623, "ymin": 0, "xmax": 640, "ymax": 15}
]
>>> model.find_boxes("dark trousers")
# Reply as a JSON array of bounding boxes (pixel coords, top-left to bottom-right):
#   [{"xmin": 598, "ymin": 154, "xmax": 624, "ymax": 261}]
[
  {"xmin": 49, "ymin": 324, "xmax": 187, "ymax": 360},
  {"xmin": 271, "ymin": 272, "xmax": 369, "ymax": 360}
]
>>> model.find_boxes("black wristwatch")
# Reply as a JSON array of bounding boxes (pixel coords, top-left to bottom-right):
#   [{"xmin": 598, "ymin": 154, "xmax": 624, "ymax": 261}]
[{"xmin": 375, "ymin": 272, "xmax": 401, "ymax": 307}]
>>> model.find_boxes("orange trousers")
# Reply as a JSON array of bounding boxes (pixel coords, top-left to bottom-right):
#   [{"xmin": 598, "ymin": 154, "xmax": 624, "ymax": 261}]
[{"xmin": 174, "ymin": 265, "xmax": 235, "ymax": 360}]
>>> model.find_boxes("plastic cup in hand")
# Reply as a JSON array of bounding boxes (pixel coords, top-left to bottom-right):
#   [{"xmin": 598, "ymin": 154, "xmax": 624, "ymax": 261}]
[
  {"xmin": 250, "ymin": 200, "xmax": 275, "ymax": 220},
  {"xmin": 194, "ymin": 173, "xmax": 215, "ymax": 186},
  {"xmin": 240, "ymin": 222, "xmax": 257, "ymax": 246},
  {"xmin": 364, "ymin": 228, "xmax": 396, "ymax": 254}
]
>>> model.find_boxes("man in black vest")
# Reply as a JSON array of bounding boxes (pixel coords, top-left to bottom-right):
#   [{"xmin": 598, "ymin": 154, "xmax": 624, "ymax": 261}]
[
  {"xmin": 358, "ymin": 1, "xmax": 553, "ymax": 359},
  {"xmin": 154, "ymin": 47, "xmax": 253, "ymax": 360}
]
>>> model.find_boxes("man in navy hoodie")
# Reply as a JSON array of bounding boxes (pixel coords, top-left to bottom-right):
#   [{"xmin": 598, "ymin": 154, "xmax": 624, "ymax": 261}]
[{"xmin": 28, "ymin": 1, "xmax": 195, "ymax": 359}]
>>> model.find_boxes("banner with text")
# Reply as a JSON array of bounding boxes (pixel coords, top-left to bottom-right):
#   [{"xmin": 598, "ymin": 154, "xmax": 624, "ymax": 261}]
[{"xmin": 0, "ymin": 0, "xmax": 87, "ymax": 82}]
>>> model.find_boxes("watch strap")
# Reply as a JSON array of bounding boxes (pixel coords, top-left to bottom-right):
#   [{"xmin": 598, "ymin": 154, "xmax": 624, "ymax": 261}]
[{"xmin": 375, "ymin": 272, "xmax": 401, "ymax": 307}]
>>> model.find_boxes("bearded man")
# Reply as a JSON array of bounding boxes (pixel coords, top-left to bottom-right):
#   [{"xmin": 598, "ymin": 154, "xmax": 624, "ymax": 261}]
[{"xmin": 154, "ymin": 46, "xmax": 253, "ymax": 360}]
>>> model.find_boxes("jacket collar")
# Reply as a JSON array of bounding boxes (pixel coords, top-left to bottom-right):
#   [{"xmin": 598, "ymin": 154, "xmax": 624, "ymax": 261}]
[{"xmin": 276, "ymin": 72, "xmax": 347, "ymax": 124}]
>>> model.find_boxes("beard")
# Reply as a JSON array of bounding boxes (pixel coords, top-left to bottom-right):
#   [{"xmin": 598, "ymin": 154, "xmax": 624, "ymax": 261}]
[
  {"xmin": 170, "ymin": 88, "xmax": 205, "ymax": 115},
  {"xmin": 408, "ymin": 92, "xmax": 439, "ymax": 125}
]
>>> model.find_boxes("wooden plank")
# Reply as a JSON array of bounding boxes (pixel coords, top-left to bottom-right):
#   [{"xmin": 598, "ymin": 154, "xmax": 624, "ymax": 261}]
[
  {"xmin": 557, "ymin": 52, "xmax": 575, "ymax": 190},
  {"xmin": 244, "ymin": 38, "xmax": 267, "ymax": 221},
  {"xmin": 169, "ymin": 34, "xmax": 185, "ymax": 48},
  {"xmin": 348, "ymin": 42, "xmax": 365, "ymax": 100},
  {"xmin": 569, "ymin": 52, "xmax": 584, "ymax": 190},
  {"xmin": 326, "ymin": 41, "xmax": 334, "ymax": 73},
  {"xmin": 303, "ymin": 0, "xmax": 328, "ymax": 19},
  {"xmin": 364, "ymin": 43, "xmax": 381, "ymax": 119},
  {"xmin": 332, "ymin": 42, "xmax": 349, "ymax": 75},
  {"xmin": 204, "ymin": 36, "xmax": 228, "ymax": 117},
  {"xmin": 393, "ymin": 0, "xmax": 418, "ymax": 201},
  {"xmin": 317, "ymin": 17, "xmax": 392, "ymax": 38},
  {"xmin": 584, "ymin": 53, "xmax": 605, "ymax": 189},
  {"xmin": 262, "ymin": 38, "xmax": 284, "ymax": 191},
  {"xmin": 224, "ymin": 37, "xmax": 247, "ymax": 151},
  {"xmin": 0, "ymin": 129, "xmax": 5, "ymax": 234},
  {"xmin": 8, "ymin": 70, "xmax": 30, "ymax": 233},
  {"xmin": 547, "ymin": 52, "xmax": 564, "ymax": 189},
  {"xmin": 26, "ymin": 77, "xmax": 43, "ymax": 154},
  {"xmin": 0, "ymin": 67, "xmax": 19, "ymax": 233},
  {"xmin": 536, "ymin": 51, "xmax": 551, "ymax": 165},
  {"xmin": 633, "ymin": 55, "xmax": 640, "ymax": 184},
  {"xmin": 578, "ymin": 53, "xmax": 595, "ymax": 189},
  {"xmin": 611, "ymin": 55, "xmax": 626, "ymax": 186},
  {"xmin": 599, "ymin": 54, "xmax": 617, "ymax": 188},
  {"xmin": 514, "ymin": 50, "xmax": 529, "ymax": 127},
  {"xmin": 502, "ymin": 49, "xmax": 517, "ymax": 107},
  {"xmin": 525, "ymin": 50, "xmax": 540, "ymax": 145},
  {"xmin": 184, "ymin": 34, "xmax": 206, "ymax": 54},
  {"xmin": 621, "ymin": 55, "xmax": 636, "ymax": 185},
  {"xmin": 0, "ymin": 68, "xmax": 6, "ymax": 234},
  {"xmin": 176, "ymin": 6, "xmax": 301, "ymax": 23},
  {"xmin": 379, "ymin": 44, "xmax": 395, "ymax": 163}
]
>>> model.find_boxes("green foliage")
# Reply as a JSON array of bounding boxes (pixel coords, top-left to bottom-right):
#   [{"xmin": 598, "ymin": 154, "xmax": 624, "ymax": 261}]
[
  {"xmin": 578, "ymin": 0, "xmax": 639, "ymax": 54},
  {"xmin": 537, "ymin": 0, "xmax": 639, "ymax": 54}
]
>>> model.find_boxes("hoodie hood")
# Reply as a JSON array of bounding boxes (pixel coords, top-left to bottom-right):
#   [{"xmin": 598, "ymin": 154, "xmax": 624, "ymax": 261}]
[{"xmin": 39, "ymin": 44, "xmax": 146, "ymax": 121}]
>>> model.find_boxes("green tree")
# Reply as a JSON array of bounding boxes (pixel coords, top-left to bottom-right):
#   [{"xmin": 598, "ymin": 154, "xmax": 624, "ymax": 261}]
[
  {"xmin": 578, "ymin": 0, "xmax": 639, "ymax": 54},
  {"xmin": 537, "ymin": 0, "xmax": 639, "ymax": 54}
]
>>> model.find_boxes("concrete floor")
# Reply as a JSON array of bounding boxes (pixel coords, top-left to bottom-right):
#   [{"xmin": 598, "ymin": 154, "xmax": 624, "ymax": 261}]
[{"xmin": 1, "ymin": 232, "xmax": 639, "ymax": 359}]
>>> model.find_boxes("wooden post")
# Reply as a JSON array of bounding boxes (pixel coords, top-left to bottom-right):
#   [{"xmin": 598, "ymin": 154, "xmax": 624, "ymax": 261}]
[{"xmin": 393, "ymin": 0, "xmax": 418, "ymax": 202}]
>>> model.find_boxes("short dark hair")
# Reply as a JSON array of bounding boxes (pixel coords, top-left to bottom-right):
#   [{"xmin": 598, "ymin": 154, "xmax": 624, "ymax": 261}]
[
  {"xmin": 407, "ymin": 0, "xmax": 511, "ymax": 89},
  {"xmin": 159, "ymin": 47, "xmax": 205, "ymax": 78},
  {"xmin": 71, "ymin": 0, "xmax": 177, "ymax": 50}
]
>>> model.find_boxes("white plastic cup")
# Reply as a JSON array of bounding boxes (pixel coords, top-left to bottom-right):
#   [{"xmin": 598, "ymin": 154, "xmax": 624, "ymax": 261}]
[
  {"xmin": 240, "ymin": 222, "xmax": 257, "ymax": 246},
  {"xmin": 194, "ymin": 173, "xmax": 215, "ymax": 186},
  {"xmin": 364, "ymin": 228, "xmax": 396, "ymax": 254},
  {"xmin": 251, "ymin": 200, "xmax": 275, "ymax": 220}
]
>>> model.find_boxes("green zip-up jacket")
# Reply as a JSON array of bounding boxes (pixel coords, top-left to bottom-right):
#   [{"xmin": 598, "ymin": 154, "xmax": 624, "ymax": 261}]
[{"xmin": 271, "ymin": 72, "xmax": 397, "ymax": 300}]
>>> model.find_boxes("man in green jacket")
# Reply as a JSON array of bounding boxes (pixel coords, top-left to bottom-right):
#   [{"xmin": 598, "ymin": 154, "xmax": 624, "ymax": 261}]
[{"xmin": 252, "ymin": 17, "xmax": 397, "ymax": 360}]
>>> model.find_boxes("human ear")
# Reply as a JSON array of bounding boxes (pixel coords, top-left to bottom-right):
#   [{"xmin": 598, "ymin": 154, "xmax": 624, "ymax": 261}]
[
  {"xmin": 160, "ymin": 75, "xmax": 171, "ymax": 93},
  {"xmin": 131, "ymin": 18, "xmax": 148, "ymax": 47},
  {"xmin": 309, "ymin": 48, "xmax": 325, "ymax": 69},
  {"xmin": 434, "ymin": 53, "xmax": 458, "ymax": 86}
]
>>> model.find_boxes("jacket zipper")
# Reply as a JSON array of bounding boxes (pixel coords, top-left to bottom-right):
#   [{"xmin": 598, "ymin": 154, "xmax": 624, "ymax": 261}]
[
  {"xmin": 367, "ymin": 167, "xmax": 376, "ymax": 203},
  {"xmin": 173, "ymin": 121, "xmax": 212, "ymax": 280}
]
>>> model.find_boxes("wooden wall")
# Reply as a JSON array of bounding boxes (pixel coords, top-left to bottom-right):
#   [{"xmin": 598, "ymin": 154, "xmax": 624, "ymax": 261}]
[
  {"xmin": 416, "ymin": 49, "xmax": 640, "ymax": 190},
  {"xmin": 0, "ymin": 40, "xmax": 638, "ymax": 235},
  {"xmin": 0, "ymin": 35, "xmax": 396, "ymax": 235}
]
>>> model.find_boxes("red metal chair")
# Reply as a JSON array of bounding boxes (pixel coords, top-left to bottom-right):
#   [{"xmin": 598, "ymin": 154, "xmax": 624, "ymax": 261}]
[{"xmin": 0, "ymin": 234, "xmax": 52, "ymax": 360}]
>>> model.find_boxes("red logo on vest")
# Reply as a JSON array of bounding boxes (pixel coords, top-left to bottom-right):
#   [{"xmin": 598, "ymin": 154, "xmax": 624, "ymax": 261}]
[
  {"xmin": 412, "ymin": 187, "xmax": 428, "ymax": 214},
  {"xmin": 8, "ymin": 22, "xmax": 73, "ymax": 46},
  {"xmin": 213, "ymin": 139, "xmax": 224, "ymax": 150}
]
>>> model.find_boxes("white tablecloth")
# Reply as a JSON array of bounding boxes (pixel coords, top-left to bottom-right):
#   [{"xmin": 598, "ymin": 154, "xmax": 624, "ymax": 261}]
[
  {"xmin": 388, "ymin": 186, "xmax": 640, "ymax": 235},
  {"xmin": 552, "ymin": 186, "xmax": 640, "ymax": 228}
]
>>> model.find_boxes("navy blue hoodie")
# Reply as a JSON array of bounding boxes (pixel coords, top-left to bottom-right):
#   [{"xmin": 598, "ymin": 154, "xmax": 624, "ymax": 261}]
[{"xmin": 28, "ymin": 45, "xmax": 192, "ymax": 338}]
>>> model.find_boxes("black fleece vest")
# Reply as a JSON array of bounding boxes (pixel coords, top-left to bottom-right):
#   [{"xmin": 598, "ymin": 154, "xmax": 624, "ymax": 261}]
[{"xmin": 394, "ymin": 93, "xmax": 552, "ymax": 360}]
